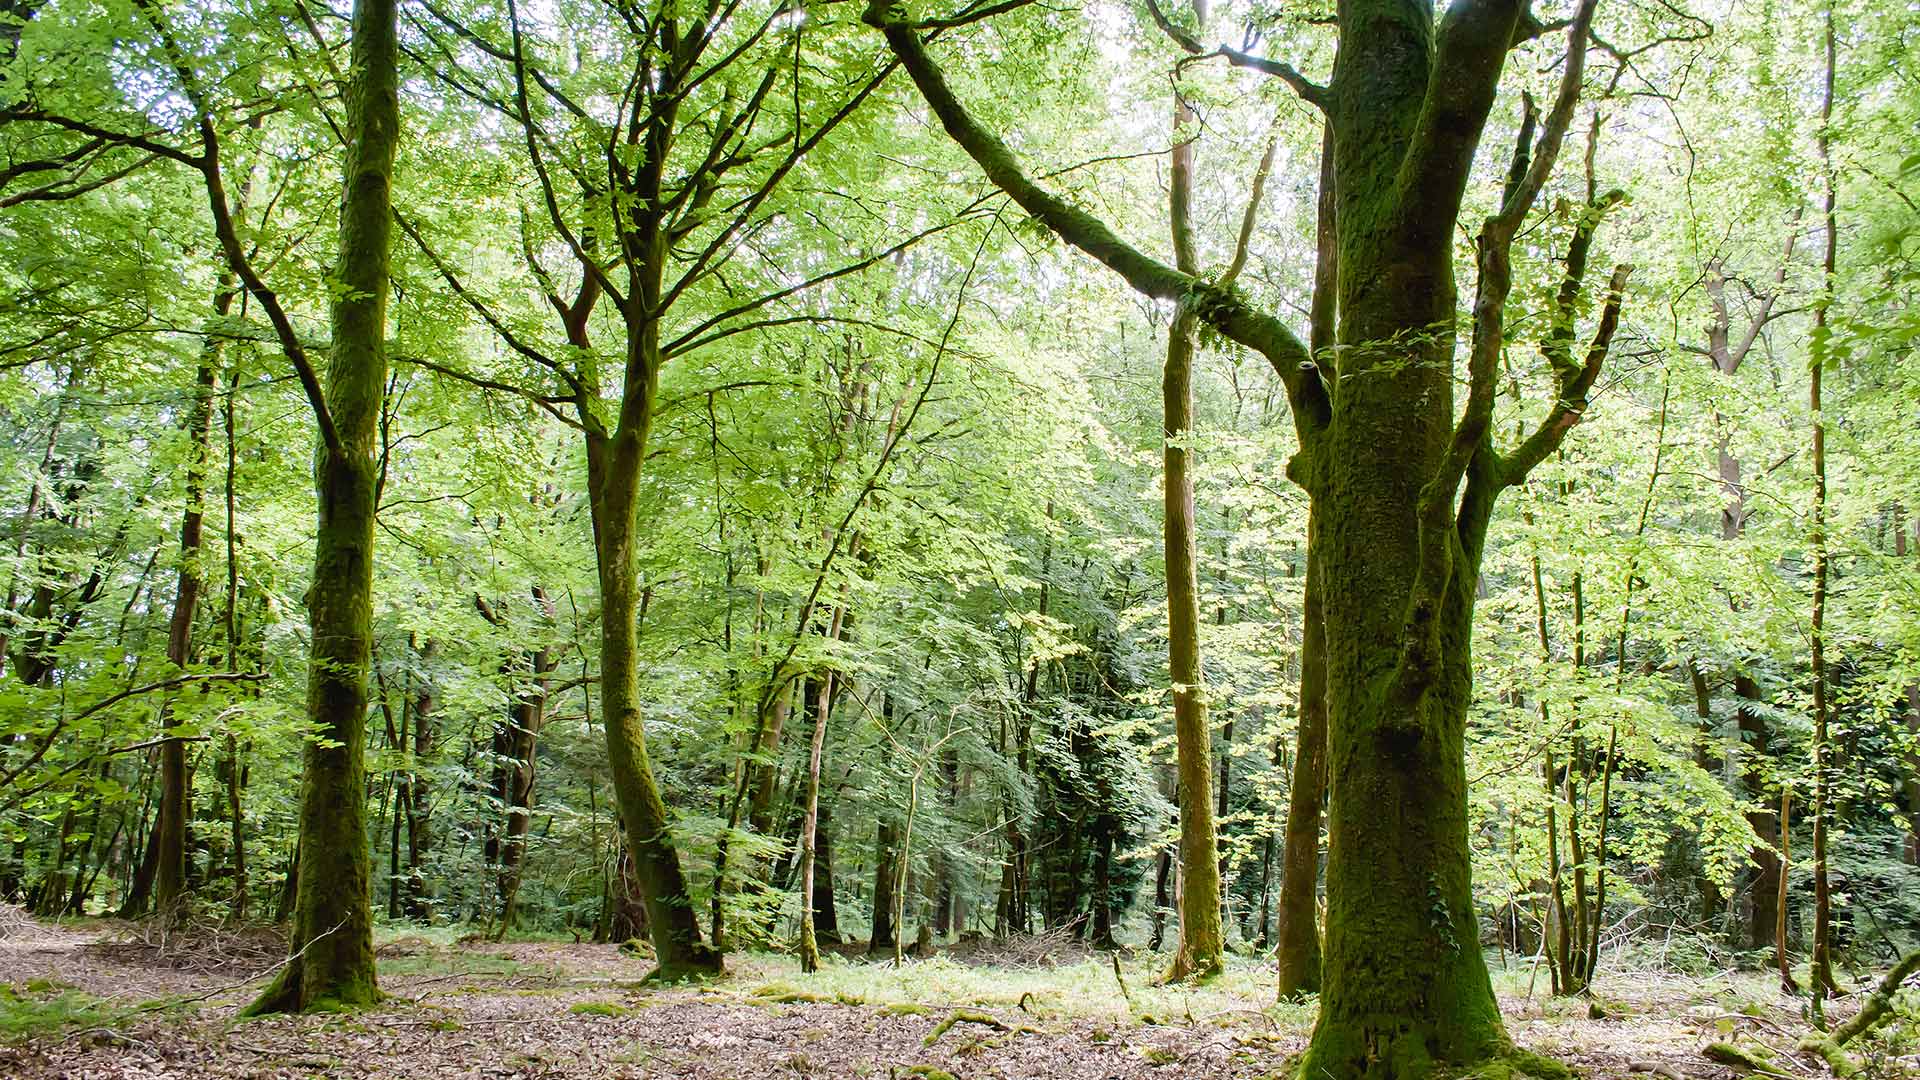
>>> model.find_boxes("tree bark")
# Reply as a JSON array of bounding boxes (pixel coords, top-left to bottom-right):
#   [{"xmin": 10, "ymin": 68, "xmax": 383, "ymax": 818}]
[
  {"xmin": 1275, "ymin": 121, "xmax": 1336, "ymax": 1002},
  {"xmin": 870, "ymin": 820, "xmax": 898, "ymax": 954},
  {"xmin": 797, "ymin": 658, "xmax": 839, "ymax": 972},
  {"xmin": 589, "ymin": 431, "xmax": 722, "ymax": 978},
  {"xmin": 155, "ymin": 348, "xmax": 219, "ymax": 915},
  {"xmin": 1160, "ymin": 57, "xmax": 1222, "ymax": 984},
  {"xmin": 244, "ymin": 0, "xmax": 397, "ymax": 1012},
  {"xmin": 1807, "ymin": 6, "xmax": 1839, "ymax": 1015}
]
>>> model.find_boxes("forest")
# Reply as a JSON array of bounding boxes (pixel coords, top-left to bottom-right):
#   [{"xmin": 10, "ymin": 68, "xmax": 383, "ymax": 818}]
[{"xmin": 0, "ymin": 0, "xmax": 1917, "ymax": 1075}]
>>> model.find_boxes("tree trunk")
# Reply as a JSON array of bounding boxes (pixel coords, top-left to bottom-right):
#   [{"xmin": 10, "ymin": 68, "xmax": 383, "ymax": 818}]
[
  {"xmin": 1276, "ymin": 516, "xmax": 1328, "ymax": 998},
  {"xmin": 493, "ymin": 597, "xmax": 552, "ymax": 940},
  {"xmin": 156, "ymin": 352, "xmax": 218, "ymax": 915},
  {"xmin": 870, "ymin": 820, "xmax": 897, "ymax": 954},
  {"xmin": 588, "ymin": 433, "xmax": 721, "ymax": 978},
  {"xmin": 244, "ymin": 0, "xmax": 396, "ymax": 1012},
  {"xmin": 1807, "ymin": 8, "xmax": 1838, "ymax": 1015},
  {"xmin": 404, "ymin": 636, "xmax": 435, "ymax": 920},
  {"xmin": 797, "ymin": 666, "xmax": 837, "ymax": 972},
  {"xmin": 1274, "ymin": 120, "xmax": 1336, "ymax": 1000},
  {"xmin": 1739, "ymin": 678, "xmax": 1783, "ymax": 953},
  {"xmin": 1159, "ymin": 75, "xmax": 1222, "ymax": 984}
]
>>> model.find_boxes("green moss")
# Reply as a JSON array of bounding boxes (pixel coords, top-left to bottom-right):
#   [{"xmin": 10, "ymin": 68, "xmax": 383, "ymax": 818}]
[
  {"xmin": 1704, "ymin": 1041, "xmax": 1792, "ymax": 1077},
  {"xmin": 903, "ymin": 1066, "xmax": 957, "ymax": 1080},
  {"xmin": 0, "ymin": 984, "xmax": 119, "ymax": 1041},
  {"xmin": 568, "ymin": 1001, "xmax": 632, "ymax": 1017},
  {"xmin": 881, "ymin": 1002, "xmax": 931, "ymax": 1016}
]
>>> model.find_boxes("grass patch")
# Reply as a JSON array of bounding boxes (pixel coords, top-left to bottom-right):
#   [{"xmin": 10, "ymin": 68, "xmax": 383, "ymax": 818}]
[
  {"xmin": 567, "ymin": 1000, "xmax": 634, "ymax": 1017},
  {"xmin": 0, "ymin": 982, "xmax": 183, "ymax": 1042},
  {"xmin": 378, "ymin": 951, "xmax": 530, "ymax": 979},
  {"xmin": 723, "ymin": 950, "xmax": 1312, "ymax": 1030}
]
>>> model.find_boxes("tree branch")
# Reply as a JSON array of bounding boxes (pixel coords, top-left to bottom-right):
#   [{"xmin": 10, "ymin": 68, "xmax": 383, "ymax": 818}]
[
  {"xmin": 864, "ymin": 0, "xmax": 1327, "ymax": 437},
  {"xmin": 1142, "ymin": 0, "xmax": 1328, "ymax": 108}
]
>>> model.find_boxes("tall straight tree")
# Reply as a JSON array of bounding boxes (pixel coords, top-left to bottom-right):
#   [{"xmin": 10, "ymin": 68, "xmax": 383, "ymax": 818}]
[
  {"xmin": 240, "ymin": 0, "xmax": 399, "ymax": 1012},
  {"xmin": 867, "ymin": 0, "xmax": 1628, "ymax": 1071},
  {"xmin": 1806, "ymin": 0, "xmax": 1840, "ymax": 1018},
  {"xmin": 36, "ymin": 0, "xmax": 405, "ymax": 1010},
  {"xmin": 1158, "ymin": 0, "xmax": 1222, "ymax": 983},
  {"xmin": 215, "ymin": 0, "xmax": 401, "ymax": 1006}
]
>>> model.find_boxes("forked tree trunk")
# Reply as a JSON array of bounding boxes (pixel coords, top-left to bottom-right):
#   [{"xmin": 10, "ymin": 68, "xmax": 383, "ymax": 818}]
[{"xmin": 873, "ymin": 0, "xmax": 1623, "ymax": 1069}]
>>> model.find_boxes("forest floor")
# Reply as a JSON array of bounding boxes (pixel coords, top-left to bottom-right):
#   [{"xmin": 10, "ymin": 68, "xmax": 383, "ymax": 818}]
[{"xmin": 0, "ymin": 907, "xmax": 1893, "ymax": 1079}]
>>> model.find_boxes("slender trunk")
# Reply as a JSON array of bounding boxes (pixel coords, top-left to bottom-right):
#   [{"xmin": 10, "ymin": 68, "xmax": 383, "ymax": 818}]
[
  {"xmin": 222, "ymin": 367, "xmax": 248, "ymax": 921},
  {"xmin": 797, "ymin": 661, "xmax": 837, "ymax": 972},
  {"xmin": 404, "ymin": 636, "xmax": 435, "ymax": 919},
  {"xmin": 1276, "ymin": 521, "xmax": 1328, "ymax": 997},
  {"xmin": 1777, "ymin": 787, "xmax": 1796, "ymax": 993},
  {"xmin": 494, "ymin": 598, "xmax": 552, "ymax": 940},
  {"xmin": 1148, "ymin": 847, "xmax": 1172, "ymax": 951},
  {"xmin": 870, "ymin": 820, "xmax": 897, "ymax": 954},
  {"xmin": 1807, "ymin": 5, "xmax": 1839, "ymax": 1015},
  {"xmin": 245, "ymin": 0, "xmax": 397, "ymax": 1012},
  {"xmin": 156, "ymin": 355, "xmax": 218, "ymax": 914},
  {"xmin": 1160, "ymin": 73, "xmax": 1221, "ymax": 982},
  {"xmin": 748, "ymin": 677, "xmax": 793, "ymax": 836}
]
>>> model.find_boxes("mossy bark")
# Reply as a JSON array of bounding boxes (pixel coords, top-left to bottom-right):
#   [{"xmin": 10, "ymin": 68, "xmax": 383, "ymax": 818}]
[
  {"xmin": 245, "ymin": 0, "xmax": 396, "ymax": 1013},
  {"xmin": 1160, "ymin": 66, "xmax": 1222, "ymax": 985},
  {"xmin": 588, "ymin": 427, "xmax": 722, "ymax": 980},
  {"xmin": 871, "ymin": 0, "xmax": 1612, "ymax": 1070},
  {"xmin": 1275, "ymin": 515, "xmax": 1327, "ymax": 998}
]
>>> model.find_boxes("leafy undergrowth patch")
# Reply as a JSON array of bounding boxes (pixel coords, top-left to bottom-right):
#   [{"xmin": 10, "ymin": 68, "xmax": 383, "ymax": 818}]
[{"xmin": 0, "ymin": 914, "xmax": 1881, "ymax": 1079}]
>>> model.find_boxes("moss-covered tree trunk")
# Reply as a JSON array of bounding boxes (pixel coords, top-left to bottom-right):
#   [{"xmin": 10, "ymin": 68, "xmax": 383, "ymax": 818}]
[
  {"xmin": 1160, "ymin": 60, "xmax": 1223, "ymax": 985},
  {"xmin": 587, "ymin": 423, "xmax": 721, "ymax": 979},
  {"xmin": 245, "ymin": 0, "xmax": 396, "ymax": 1013},
  {"xmin": 1275, "ymin": 122, "xmax": 1336, "ymax": 1002},
  {"xmin": 872, "ymin": 0, "xmax": 1617, "ymax": 1069}
]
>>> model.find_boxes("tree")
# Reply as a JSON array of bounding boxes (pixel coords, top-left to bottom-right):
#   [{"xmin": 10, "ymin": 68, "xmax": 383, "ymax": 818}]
[
  {"xmin": 866, "ymin": 0, "xmax": 1630, "ymax": 1070},
  {"xmin": 244, "ymin": 0, "xmax": 400, "ymax": 1012}
]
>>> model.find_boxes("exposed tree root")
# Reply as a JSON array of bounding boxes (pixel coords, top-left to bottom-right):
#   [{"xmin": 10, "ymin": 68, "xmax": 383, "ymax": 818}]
[
  {"xmin": 1704, "ymin": 1041, "xmax": 1795, "ymax": 1078},
  {"xmin": 1796, "ymin": 948, "xmax": 1920, "ymax": 1076},
  {"xmin": 921, "ymin": 1008, "xmax": 1034, "ymax": 1047}
]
